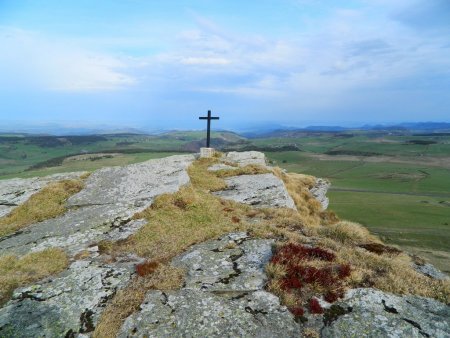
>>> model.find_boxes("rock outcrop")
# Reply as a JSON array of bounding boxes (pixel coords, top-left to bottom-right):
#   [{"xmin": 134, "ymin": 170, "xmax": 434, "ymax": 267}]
[
  {"xmin": 213, "ymin": 173, "xmax": 296, "ymax": 210},
  {"xmin": 225, "ymin": 151, "xmax": 267, "ymax": 167},
  {"xmin": 0, "ymin": 155, "xmax": 194, "ymax": 337},
  {"xmin": 0, "ymin": 155, "xmax": 194, "ymax": 257},
  {"xmin": 1, "ymin": 151, "xmax": 449, "ymax": 338},
  {"xmin": 0, "ymin": 253, "xmax": 141, "ymax": 337},
  {"xmin": 119, "ymin": 232, "xmax": 302, "ymax": 337},
  {"xmin": 321, "ymin": 288, "xmax": 450, "ymax": 338},
  {"xmin": 0, "ymin": 172, "xmax": 86, "ymax": 218},
  {"xmin": 309, "ymin": 178, "xmax": 330, "ymax": 210}
]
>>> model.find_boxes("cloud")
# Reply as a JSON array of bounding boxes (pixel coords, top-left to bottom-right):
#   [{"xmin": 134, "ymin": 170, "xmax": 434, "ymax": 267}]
[
  {"xmin": 0, "ymin": 28, "xmax": 136, "ymax": 91},
  {"xmin": 180, "ymin": 57, "xmax": 231, "ymax": 65},
  {"xmin": 392, "ymin": 0, "xmax": 450, "ymax": 31}
]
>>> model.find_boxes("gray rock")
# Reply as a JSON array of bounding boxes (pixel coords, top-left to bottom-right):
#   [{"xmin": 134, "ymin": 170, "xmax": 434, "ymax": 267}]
[
  {"xmin": 0, "ymin": 155, "xmax": 194, "ymax": 256},
  {"xmin": 321, "ymin": 288, "xmax": 450, "ymax": 338},
  {"xmin": 309, "ymin": 178, "xmax": 330, "ymax": 210},
  {"xmin": 68, "ymin": 154, "xmax": 194, "ymax": 207},
  {"xmin": 0, "ymin": 155, "xmax": 195, "ymax": 337},
  {"xmin": 225, "ymin": 151, "xmax": 267, "ymax": 167},
  {"xmin": 412, "ymin": 262, "xmax": 449, "ymax": 281},
  {"xmin": 0, "ymin": 172, "xmax": 87, "ymax": 218},
  {"xmin": 213, "ymin": 173, "xmax": 296, "ymax": 209},
  {"xmin": 119, "ymin": 232, "xmax": 302, "ymax": 337},
  {"xmin": 0, "ymin": 258, "xmax": 138, "ymax": 337}
]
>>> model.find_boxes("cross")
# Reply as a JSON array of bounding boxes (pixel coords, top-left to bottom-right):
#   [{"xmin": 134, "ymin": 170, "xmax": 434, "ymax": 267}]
[{"xmin": 199, "ymin": 110, "xmax": 219, "ymax": 148}]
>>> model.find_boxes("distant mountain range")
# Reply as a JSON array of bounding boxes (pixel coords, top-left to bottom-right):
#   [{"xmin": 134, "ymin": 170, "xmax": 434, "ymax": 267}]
[
  {"xmin": 242, "ymin": 122, "xmax": 450, "ymax": 138},
  {"xmin": 1, "ymin": 122, "xmax": 449, "ymax": 137}
]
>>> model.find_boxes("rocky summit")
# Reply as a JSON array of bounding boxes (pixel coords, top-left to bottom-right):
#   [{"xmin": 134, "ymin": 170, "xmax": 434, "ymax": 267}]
[{"xmin": 0, "ymin": 151, "xmax": 449, "ymax": 337}]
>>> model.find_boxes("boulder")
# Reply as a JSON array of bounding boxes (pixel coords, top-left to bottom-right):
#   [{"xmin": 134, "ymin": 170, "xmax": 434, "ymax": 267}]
[
  {"xmin": 213, "ymin": 173, "xmax": 296, "ymax": 210},
  {"xmin": 225, "ymin": 151, "xmax": 267, "ymax": 167}
]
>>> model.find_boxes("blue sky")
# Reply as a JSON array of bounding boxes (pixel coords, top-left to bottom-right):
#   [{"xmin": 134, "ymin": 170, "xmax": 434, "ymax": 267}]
[{"xmin": 0, "ymin": 0, "xmax": 449, "ymax": 131}]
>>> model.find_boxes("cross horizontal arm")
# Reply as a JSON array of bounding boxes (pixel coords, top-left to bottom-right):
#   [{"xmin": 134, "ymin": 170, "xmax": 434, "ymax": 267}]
[{"xmin": 199, "ymin": 117, "xmax": 220, "ymax": 120}]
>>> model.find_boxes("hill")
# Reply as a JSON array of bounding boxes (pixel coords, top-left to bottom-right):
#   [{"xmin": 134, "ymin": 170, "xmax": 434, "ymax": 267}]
[{"xmin": 0, "ymin": 151, "xmax": 448, "ymax": 337}]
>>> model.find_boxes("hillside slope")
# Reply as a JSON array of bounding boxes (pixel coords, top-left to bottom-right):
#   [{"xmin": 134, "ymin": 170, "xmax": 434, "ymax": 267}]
[{"xmin": 0, "ymin": 151, "xmax": 448, "ymax": 337}]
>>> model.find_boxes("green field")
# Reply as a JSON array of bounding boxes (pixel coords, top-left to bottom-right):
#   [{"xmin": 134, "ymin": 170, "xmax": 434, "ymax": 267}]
[
  {"xmin": 266, "ymin": 150, "xmax": 450, "ymax": 273},
  {"xmin": 1, "ymin": 130, "xmax": 449, "ymax": 272}
]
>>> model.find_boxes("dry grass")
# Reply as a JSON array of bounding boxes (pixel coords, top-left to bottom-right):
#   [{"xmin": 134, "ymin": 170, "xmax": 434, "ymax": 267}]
[
  {"xmin": 0, "ymin": 248, "xmax": 68, "ymax": 305},
  {"xmin": 334, "ymin": 244, "xmax": 450, "ymax": 303},
  {"xmin": 318, "ymin": 221, "xmax": 380, "ymax": 245},
  {"xmin": 187, "ymin": 157, "xmax": 227, "ymax": 191},
  {"xmin": 96, "ymin": 156, "xmax": 450, "ymax": 334},
  {"xmin": 214, "ymin": 164, "xmax": 270, "ymax": 178},
  {"xmin": 93, "ymin": 264, "xmax": 184, "ymax": 338},
  {"xmin": 272, "ymin": 168, "xmax": 326, "ymax": 227},
  {"xmin": 122, "ymin": 185, "xmax": 249, "ymax": 260},
  {"xmin": 0, "ymin": 179, "xmax": 84, "ymax": 238}
]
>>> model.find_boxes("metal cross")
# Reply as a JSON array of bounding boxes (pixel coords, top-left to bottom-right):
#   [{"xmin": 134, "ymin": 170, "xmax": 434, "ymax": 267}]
[{"xmin": 199, "ymin": 110, "xmax": 220, "ymax": 148}]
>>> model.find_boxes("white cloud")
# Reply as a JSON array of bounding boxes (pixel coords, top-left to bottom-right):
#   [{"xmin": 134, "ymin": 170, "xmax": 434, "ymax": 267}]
[{"xmin": 0, "ymin": 28, "xmax": 136, "ymax": 91}]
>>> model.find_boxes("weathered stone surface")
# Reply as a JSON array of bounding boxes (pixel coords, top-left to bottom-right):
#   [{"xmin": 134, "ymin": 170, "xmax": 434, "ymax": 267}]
[
  {"xmin": 119, "ymin": 232, "xmax": 302, "ymax": 337},
  {"xmin": 0, "ymin": 257, "xmax": 139, "ymax": 337},
  {"xmin": 0, "ymin": 155, "xmax": 194, "ymax": 256},
  {"xmin": 0, "ymin": 155, "xmax": 195, "ymax": 337},
  {"xmin": 213, "ymin": 173, "xmax": 296, "ymax": 209},
  {"xmin": 225, "ymin": 151, "xmax": 267, "ymax": 167},
  {"xmin": 0, "ymin": 172, "xmax": 86, "ymax": 218},
  {"xmin": 321, "ymin": 288, "xmax": 450, "ymax": 338},
  {"xmin": 412, "ymin": 262, "xmax": 449, "ymax": 281},
  {"xmin": 309, "ymin": 178, "xmax": 330, "ymax": 210},
  {"xmin": 68, "ymin": 154, "xmax": 194, "ymax": 207}
]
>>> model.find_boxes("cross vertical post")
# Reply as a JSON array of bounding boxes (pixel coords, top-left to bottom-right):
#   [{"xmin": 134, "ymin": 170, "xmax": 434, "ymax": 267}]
[{"xmin": 199, "ymin": 110, "xmax": 220, "ymax": 148}]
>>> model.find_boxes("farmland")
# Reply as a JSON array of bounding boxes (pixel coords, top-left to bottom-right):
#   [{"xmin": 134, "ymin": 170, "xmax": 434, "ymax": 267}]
[{"xmin": 1, "ymin": 129, "xmax": 449, "ymax": 272}]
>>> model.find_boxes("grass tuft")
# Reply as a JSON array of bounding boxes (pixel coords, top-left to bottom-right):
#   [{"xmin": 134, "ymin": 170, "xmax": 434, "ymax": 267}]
[
  {"xmin": 0, "ymin": 248, "xmax": 68, "ymax": 305},
  {"xmin": 93, "ymin": 264, "xmax": 184, "ymax": 338},
  {"xmin": 0, "ymin": 179, "xmax": 84, "ymax": 238}
]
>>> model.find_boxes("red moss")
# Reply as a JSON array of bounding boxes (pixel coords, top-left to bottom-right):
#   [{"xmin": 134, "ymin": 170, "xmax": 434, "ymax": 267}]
[
  {"xmin": 289, "ymin": 307, "xmax": 305, "ymax": 317},
  {"xmin": 269, "ymin": 243, "xmax": 352, "ymax": 314},
  {"xmin": 281, "ymin": 277, "xmax": 302, "ymax": 290},
  {"xmin": 324, "ymin": 291, "xmax": 338, "ymax": 303},
  {"xmin": 309, "ymin": 298, "xmax": 324, "ymax": 314},
  {"xmin": 338, "ymin": 264, "xmax": 351, "ymax": 279},
  {"xmin": 271, "ymin": 243, "xmax": 336, "ymax": 264},
  {"xmin": 136, "ymin": 260, "xmax": 159, "ymax": 277}
]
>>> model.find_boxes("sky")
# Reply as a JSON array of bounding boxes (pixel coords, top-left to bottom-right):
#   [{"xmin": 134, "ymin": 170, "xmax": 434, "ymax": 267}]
[{"xmin": 0, "ymin": 0, "xmax": 449, "ymax": 131}]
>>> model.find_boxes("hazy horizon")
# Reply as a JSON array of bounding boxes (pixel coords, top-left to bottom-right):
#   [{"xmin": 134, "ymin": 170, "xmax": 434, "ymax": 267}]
[{"xmin": 1, "ymin": 1, "xmax": 449, "ymax": 128}]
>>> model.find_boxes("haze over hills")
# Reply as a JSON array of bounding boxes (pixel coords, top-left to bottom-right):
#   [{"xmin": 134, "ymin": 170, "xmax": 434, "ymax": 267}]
[{"xmin": 1, "ymin": 121, "xmax": 450, "ymax": 137}]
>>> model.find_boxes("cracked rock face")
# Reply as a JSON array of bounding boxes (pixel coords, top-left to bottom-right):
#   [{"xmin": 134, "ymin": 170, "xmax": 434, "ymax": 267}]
[
  {"xmin": 0, "ymin": 172, "xmax": 86, "ymax": 218},
  {"xmin": 0, "ymin": 155, "xmax": 194, "ymax": 337},
  {"xmin": 213, "ymin": 173, "xmax": 296, "ymax": 209},
  {"xmin": 0, "ymin": 155, "xmax": 194, "ymax": 257},
  {"xmin": 225, "ymin": 151, "xmax": 267, "ymax": 167},
  {"xmin": 321, "ymin": 288, "xmax": 450, "ymax": 338},
  {"xmin": 119, "ymin": 232, "xmax": 302, "ymax": 337},
  {"xmin": 309, "ymin": 178, "xmax": 330, "ymax": 210},
  {"xmin": 0, "ymin": 257, "xmax": 139, "ymax": 337}
]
